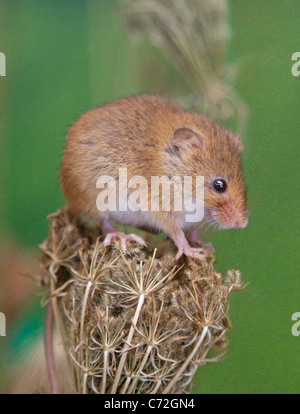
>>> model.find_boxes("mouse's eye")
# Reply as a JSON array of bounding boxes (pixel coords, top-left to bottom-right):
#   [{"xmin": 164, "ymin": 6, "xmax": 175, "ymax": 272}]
[{"xmin": 213, "ymin": 178, "xmax": 227, "ymax": 193}]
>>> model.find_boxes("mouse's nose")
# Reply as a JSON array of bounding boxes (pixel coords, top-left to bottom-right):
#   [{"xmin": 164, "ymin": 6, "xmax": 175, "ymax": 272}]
[{"xmin": 234, "ymin": 217, "xmax": 248, "ymax": 229}]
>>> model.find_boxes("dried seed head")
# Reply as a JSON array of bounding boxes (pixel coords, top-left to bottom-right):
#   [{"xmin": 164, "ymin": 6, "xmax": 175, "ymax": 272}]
[{"xmin": 40, "ymin": 208, "xmax": 244, "ymax": 394}]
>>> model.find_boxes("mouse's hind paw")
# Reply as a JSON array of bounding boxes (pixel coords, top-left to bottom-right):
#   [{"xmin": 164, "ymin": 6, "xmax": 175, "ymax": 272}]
[{"xmin": 175, "ymin": 246, "xmax": 205, "ymax": 260}]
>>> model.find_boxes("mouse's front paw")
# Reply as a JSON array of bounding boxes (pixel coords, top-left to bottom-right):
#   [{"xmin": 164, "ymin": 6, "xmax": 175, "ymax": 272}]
[{"xmin": 103, "ymin": 231, "xmax": 147, "ymax": 253}]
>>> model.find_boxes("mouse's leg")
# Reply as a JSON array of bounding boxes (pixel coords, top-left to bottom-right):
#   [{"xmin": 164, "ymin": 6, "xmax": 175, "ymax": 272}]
[
  {"xmin": 186, "ymin": 225, "xmax": 214, "ymax": 252},
  {"xmin": 153, "ymin": 213, "xmax": 205, "ymax": 260},
  {"xmin": 101, "ymin": 217, "xmax": 147, "ymax": 252},
  {"xmin": 186, "ymin": 225, "xmax": 202, "ymax": 245},
  {"xmin": 172, "ymin": 229, "xmax": 206, "ymax": 260}
]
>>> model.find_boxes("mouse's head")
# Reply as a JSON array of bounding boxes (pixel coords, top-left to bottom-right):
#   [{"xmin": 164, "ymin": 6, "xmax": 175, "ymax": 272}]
[{"xmin": 171, "ymin": 123, "xmax": 248, "ymax": 230}]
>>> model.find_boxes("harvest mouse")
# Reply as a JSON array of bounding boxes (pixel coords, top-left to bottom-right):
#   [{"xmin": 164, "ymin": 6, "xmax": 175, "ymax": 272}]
[{"xmin": 60, "ymin": 94, "xmax": 248, "ymax": 259}]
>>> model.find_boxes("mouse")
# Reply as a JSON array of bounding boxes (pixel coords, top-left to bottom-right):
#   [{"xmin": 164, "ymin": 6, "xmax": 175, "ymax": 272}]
[{"xmin": 60, "ymin": 94, "xmax": 248, "ymax": 260}]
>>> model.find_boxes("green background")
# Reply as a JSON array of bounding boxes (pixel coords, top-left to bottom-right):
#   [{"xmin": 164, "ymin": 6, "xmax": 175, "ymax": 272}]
[{"xmin": 0, "ymin": 0, "xmax": 300, "ymax": 393}]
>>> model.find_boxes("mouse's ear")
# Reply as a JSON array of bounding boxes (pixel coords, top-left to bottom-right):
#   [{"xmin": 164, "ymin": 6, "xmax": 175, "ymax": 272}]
[
  {"xmin": 172, "ymin": 127, "xmax": 205, "ymax": 150},
  {"xmin": 231, "ymin": 132, "xmax": 244, "ymax": 153}
]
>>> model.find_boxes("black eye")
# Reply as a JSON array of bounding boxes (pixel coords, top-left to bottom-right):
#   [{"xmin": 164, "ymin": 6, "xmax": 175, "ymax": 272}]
[{"xmin": 213, "ymin": 178, "xmax": 227, "ymax": 193}]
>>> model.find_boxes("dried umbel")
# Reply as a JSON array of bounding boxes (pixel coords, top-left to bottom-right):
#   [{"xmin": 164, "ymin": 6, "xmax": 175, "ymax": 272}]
[
  {"xmin": 120, "ymin": 0, "xmax": 247, "ymax": 131},
  {"xmin": 39, "ymin": 209, "xmax": 244, "ymax": 394}
]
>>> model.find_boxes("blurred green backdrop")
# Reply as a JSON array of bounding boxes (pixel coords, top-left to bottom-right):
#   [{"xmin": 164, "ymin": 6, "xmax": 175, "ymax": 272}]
[{"xmin": 0, "ymin": 0, "xmax": 300, "ymax": 393}]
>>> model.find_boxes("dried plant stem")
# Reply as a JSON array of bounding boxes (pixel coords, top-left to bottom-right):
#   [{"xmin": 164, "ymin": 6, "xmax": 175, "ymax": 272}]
[
  {"xmin": 110, "ymin": 293, "xmax": 145, "ymax": 393},
  {"xmin": 150, "ymin": 380, "xmax": 162, "ymax": 394},
  {"xmin": 48, "ymin": 276, "xmax": 73, "ymax": 389},
  {"xmin": 162, "ymin": 325, "xmax": 209, "ymax": 393},
  {"xmin": 127, "ymin": 344, "xmax": 153, "ymax": 394},
  {"xmin": 101, "ymin": 350, "xmax": 109, "ymax": 394},
  {"xmin": 80, "ymin": 281, "xmax": 93, "ymax": 394},
  {"xmin": 45, "ymin": 302, "xmax": 59, "ymax": 394}
]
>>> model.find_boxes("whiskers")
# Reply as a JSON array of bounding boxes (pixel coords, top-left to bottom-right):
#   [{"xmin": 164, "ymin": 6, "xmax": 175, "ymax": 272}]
[
  {"xmin": 201, "ymin": 218, "xmax": 221, "ymax": 234},
  {"xmin": 187, "ymin": 215, "xmax": 222, "ymax": 240}
]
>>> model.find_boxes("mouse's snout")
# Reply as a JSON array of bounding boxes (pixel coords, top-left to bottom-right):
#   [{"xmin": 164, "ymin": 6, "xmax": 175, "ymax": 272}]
[
  {"xmin": 232, "ymin": 215, "xmax": 248, "ymax": 229},
  {"xmin": 211, "ymin": 201, "xmax": 248, "ymax": 230}
]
